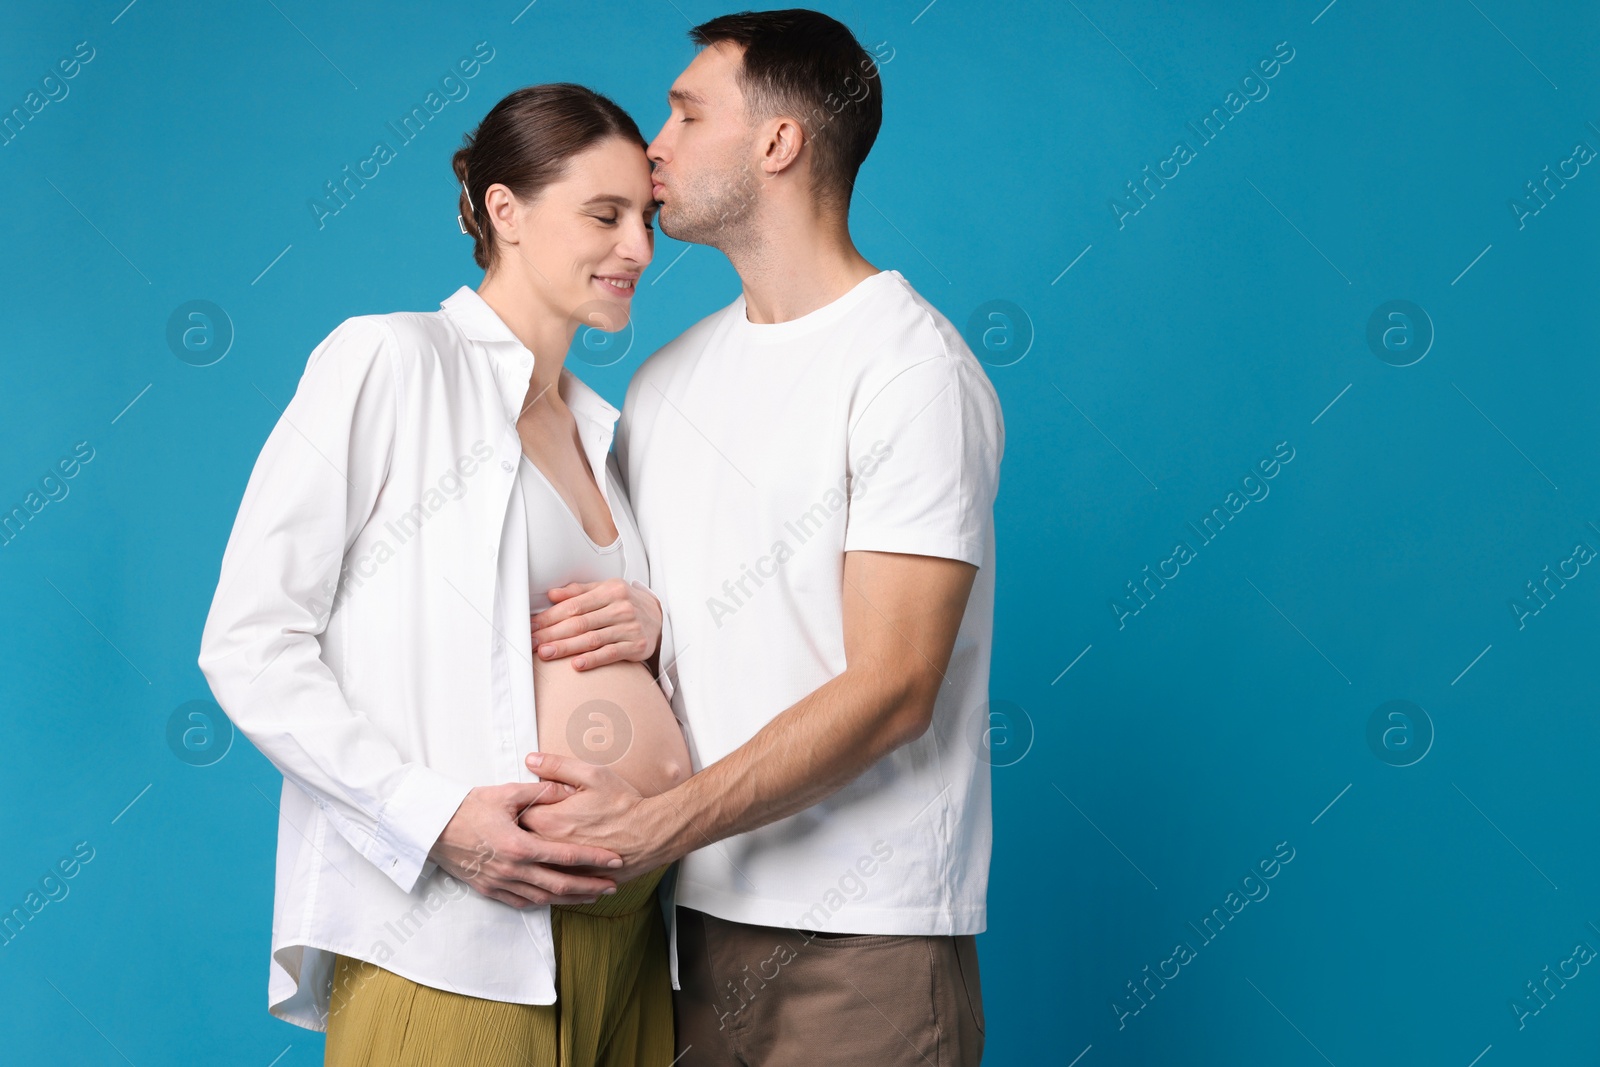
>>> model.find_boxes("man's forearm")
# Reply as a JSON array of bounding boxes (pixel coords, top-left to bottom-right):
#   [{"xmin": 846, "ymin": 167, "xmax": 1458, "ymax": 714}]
[
  {"xmin": 647, "ymin": 667, "xmax": 923, "ymax": 863},
  {"xmin": 520, "ymin": 553, "xmax": 975, "ymax": 879}
]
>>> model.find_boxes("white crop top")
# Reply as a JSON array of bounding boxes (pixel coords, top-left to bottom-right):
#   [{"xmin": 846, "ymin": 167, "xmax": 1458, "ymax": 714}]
[{"xmin": 518, "ymin": 452, "xmax": 625, "ymax": 614}]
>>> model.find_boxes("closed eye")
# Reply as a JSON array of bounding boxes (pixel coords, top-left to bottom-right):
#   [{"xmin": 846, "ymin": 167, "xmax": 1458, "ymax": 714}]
[{"xmin": 593, "ymin": 212, "xmax": 654, "ymax": 231}]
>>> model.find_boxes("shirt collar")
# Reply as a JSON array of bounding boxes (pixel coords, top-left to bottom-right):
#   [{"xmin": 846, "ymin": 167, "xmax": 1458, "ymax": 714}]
[{"xmin": 439, "ymin": 285, "xmax": 619, "ymax": 432}]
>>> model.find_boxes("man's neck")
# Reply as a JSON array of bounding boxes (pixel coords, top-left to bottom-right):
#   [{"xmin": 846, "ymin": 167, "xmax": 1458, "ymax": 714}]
[{"xmin": 727, "ymin": 217, "xmax": 881, "ymax": 324}]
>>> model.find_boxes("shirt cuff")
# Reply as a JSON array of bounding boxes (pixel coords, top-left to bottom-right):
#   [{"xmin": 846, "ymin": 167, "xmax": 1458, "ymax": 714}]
[
  {"xmin": 842, "ymin": 529, "xmax": 985, "ymax": 569},
  {"xmin": 374, "ymin": 765, "xmax": 474, "ymax": 894}
]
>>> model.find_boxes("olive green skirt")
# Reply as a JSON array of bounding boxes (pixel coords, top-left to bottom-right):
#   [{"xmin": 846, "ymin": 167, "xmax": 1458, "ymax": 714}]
[{"xmin": 323, "ymin": 866, "xmax": 674, "ymax": 1066}]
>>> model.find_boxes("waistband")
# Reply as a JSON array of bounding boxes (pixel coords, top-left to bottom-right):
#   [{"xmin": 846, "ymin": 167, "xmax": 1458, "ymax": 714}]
[{"xmin": 552, "ymin": 864, "xmax": 668, "ymax": 918}]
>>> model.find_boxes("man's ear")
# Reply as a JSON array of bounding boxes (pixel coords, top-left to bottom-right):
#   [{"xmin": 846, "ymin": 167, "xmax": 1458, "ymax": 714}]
[{"xmin": 760, "ymin": 116, "xmax": 809, "ymax": 178}]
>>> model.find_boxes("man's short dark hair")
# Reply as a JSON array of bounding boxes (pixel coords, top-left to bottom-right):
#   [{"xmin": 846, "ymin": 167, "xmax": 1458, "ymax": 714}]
[{"xmin": 690, "ymin": 9, "xmax": 883, "ymax": 212}]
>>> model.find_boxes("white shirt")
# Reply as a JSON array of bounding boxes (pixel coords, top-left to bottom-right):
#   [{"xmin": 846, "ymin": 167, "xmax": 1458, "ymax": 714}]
[
  {"xmin": 618, "ymin": 269, "xmax": 1005, "ymax": 983},
  {"xmin": 197, "ymin": 285, "xmax": 675, "ymax": 1031}
]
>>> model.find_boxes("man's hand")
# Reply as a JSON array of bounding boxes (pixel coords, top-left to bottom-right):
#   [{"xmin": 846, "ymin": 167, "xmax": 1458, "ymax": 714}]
[
  {"xmin": 517, "ymin": 753, "xmax": 676, "ymax": 883},
  {"xmin": 428, "ymin": 782, "xmax": 626, "ymax": 908},
  {"xmin": 530, "ymin": 578, "xmax": 662, "ymax": 671}
]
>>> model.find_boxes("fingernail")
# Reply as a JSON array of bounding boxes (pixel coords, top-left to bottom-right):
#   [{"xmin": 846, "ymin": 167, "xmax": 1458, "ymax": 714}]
[
  {"xmin": 574, "ymin": 658, "xmax": 586, "ymax": 669},
  {"xmin": 602, "ymin": 886, "xmax": 617, "ymax": 895},
  {"xmin": 608, "ymin": 858, "xmax": 623, "ymax": 868},
  {"xmin": 539, "ymin": 646, "xmax": 553, "ymax": 657},
  {"xmin": 528, "ymin": 754, "xmax": 543, "ymax": 768}
]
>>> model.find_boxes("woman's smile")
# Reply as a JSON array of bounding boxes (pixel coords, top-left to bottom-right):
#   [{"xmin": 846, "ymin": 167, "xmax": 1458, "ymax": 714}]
[{"xmin": 593, "ymin": 273, "xmax": 639, "ymax": 299}]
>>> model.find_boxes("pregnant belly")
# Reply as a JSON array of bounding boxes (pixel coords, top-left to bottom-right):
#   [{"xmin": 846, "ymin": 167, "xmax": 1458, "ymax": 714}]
[{"xmin": 533, "ymin": 656, "xmax": 691, "ymax": 798}]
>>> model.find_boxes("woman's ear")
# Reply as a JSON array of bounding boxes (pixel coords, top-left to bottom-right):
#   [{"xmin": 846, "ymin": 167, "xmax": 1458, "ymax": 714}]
[{"xmin": 482, "ymin": 182, "xmax": 522, "ymax": 245}]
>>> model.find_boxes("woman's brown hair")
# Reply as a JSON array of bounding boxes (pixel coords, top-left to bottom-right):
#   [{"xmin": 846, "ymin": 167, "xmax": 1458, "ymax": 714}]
[{"xmin": 453, "ymin": 83, "xmax": 646, "ymax": 270}]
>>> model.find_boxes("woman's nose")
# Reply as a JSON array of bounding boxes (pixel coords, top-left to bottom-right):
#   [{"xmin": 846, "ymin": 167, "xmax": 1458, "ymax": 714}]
[{"xmin": 619, "ymin": 222, "xmax": 653, "ymax": 266}]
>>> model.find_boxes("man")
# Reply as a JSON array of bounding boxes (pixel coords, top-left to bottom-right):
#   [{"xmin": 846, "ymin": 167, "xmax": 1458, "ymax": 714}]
[{"xmin": 522, "ymin": 10, "xmax": 1003, "ymax": 1064}]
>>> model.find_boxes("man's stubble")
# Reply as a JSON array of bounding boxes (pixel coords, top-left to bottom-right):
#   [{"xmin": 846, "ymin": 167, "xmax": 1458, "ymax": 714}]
[{"xmin": 658, "ymin": 155, "xmax": 763, "ymax": 260}]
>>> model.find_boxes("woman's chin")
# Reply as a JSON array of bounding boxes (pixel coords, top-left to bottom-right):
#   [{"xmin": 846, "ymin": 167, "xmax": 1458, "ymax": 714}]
[{"xmin": 567, "ymin": 298, "xmax": 631, "ymax": 334}]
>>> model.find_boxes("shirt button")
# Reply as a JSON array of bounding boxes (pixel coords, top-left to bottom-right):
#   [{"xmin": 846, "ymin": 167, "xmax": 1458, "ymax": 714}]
[{"xmin": 501, "ymin": 460, "xmax": 514, "ymax": 472}]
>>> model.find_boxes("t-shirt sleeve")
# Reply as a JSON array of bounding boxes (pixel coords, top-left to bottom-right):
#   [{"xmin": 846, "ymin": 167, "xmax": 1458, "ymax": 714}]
[{"xmin": 842, "ymin": 354, "xmax": 1004, "ymax": 568}]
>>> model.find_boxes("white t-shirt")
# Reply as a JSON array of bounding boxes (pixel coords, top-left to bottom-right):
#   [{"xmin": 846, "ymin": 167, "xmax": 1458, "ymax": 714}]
[{"xmin": 617, "ymin": 269, "xmax": 1004, "ymax": 940}]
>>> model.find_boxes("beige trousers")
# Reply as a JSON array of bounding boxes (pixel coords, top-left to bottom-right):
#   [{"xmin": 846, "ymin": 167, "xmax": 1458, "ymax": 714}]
[
  {"xmin": 322, "ymin": 866, "xmax": 675, "ymax": 1066},
  {"xmin": 672, "ymin": 905, "xmax": 985, "ymax": 1066}
]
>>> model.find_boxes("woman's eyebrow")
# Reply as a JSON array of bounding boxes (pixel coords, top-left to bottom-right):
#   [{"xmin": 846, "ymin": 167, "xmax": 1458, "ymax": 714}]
[{"xmin": 581, "ymin": 194, "xmax": 635, "ymax": 208}]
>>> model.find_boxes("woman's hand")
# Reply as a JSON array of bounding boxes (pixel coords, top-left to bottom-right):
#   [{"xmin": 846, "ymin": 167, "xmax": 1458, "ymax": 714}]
[
  {"xmin": 519, "ymin": 752, "xmax": 677, "ymax": 884},
  {"xmin": 428, "ymin": 782, "xmax": 625, "ymax": 908},
  {"xmin": 529, "ymin": 578, "xmax": 662, "ymax": 671}
]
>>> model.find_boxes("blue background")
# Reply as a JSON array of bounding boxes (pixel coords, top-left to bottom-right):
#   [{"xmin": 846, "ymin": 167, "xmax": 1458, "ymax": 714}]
[{"xmin": 2, "ymin": 1, "xmax": 1597, "ymax": 1063}]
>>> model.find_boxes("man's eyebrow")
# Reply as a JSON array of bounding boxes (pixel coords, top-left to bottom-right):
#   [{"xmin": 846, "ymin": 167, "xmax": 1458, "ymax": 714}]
[{"xmin": 668, "ymin": 87, "xmax": 706, "ymax": 107}]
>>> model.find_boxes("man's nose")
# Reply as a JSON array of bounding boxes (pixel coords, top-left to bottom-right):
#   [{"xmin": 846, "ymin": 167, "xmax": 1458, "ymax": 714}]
[{"xmin": 646, "ymin": 124, "xmax": 671, "ymax": 163}]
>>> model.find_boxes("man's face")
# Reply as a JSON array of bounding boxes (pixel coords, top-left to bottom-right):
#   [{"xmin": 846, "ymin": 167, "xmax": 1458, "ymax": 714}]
[{"xmin": 646, "ymin": 43, "xmax": 763, "ymax": 247}]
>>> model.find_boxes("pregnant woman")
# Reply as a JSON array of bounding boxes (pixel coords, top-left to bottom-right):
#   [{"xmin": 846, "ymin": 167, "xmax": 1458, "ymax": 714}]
[{"xmin": 198, "ymin": 83, "xmax": 689, "ymax": 1065}]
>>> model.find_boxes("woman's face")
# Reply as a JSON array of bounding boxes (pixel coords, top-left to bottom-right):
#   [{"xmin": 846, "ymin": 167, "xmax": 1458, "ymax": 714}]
[{"xmin": 496, "ymin": 136, "xmax": 656, "ymax": 333}]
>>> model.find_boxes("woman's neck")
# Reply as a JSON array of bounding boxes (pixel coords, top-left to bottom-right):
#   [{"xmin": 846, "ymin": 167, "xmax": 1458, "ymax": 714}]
[{"xmin": 476, "ymin": 270, "xmax": 576, "ymax": 416}]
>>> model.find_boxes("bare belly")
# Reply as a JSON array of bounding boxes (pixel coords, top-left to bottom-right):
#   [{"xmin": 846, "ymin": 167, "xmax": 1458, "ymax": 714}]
[{"xmin": 533, "ymin": 656, "xmax": 691, "ymax": 797}]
